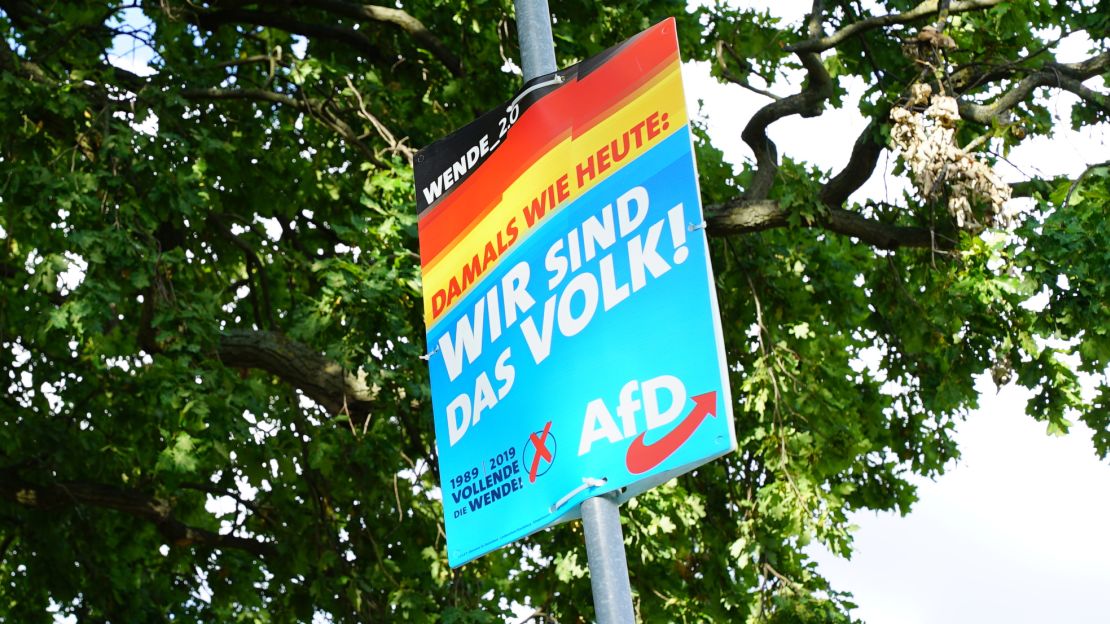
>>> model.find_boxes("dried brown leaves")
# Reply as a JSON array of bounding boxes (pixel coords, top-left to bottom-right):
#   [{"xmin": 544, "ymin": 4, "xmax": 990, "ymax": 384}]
[{"xmin": 891, "ymin": 84, "xmax": 1014, "ymax": 231}]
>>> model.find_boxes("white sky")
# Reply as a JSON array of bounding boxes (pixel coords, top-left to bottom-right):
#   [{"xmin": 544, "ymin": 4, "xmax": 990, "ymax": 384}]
[
  {"xmin": 682, "ymin": 8, "xmax": 1110, "ymax": 622},
  {"xmin": 805, "ymin": 381, "xmax": 1110, "ymax": 624}
]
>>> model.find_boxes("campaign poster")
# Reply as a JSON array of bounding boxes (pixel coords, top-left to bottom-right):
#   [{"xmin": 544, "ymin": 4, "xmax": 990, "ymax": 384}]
[{"xmin": 415, "ymin": 17, "xmax": 735, "ymax": 568}]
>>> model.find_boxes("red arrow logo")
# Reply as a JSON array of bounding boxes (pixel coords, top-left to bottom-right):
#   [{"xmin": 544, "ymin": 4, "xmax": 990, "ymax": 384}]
[
  {"xmin": 625, "ymin": 391, "xmax": 718, "ymax": 475},
  {"xmin": 528, "ymin": 420, "xmax": 554, "ymax": 483}
]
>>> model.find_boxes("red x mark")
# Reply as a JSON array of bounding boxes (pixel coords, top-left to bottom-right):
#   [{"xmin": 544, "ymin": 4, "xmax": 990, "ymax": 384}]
[{"xmin": 528, "ymin": 421, "xmax": 554, "ymax": 483}]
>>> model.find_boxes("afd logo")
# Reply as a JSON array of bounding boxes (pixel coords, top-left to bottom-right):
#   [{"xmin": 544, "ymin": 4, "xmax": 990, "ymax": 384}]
[{"xmin": 577, "ymin": 375, "xmax": 718, "ymax": 474}]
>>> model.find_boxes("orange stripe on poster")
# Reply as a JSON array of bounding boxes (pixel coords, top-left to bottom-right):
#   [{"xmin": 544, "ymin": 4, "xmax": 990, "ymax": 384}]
[
  {"xmin": 422, "ymin": 60, "xmax": 688, "ymax": 328},
  {"xmin": 417, "ymin": 26, "xmax": 679, "ymax": 267},
  {"xmin": 417, "ymin": 51, "xmax": 674, "ymax": 276}
]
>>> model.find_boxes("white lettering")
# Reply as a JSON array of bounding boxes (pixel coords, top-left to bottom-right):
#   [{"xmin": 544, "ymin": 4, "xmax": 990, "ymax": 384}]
[
  {"xmin": 494, "ymin": 348, "xmax": 514, "ymax": 399},
  {"xmin": 599, "ymin": 254, "xmax": 629, "ymax": 311},
  {"xmin": 643, "ymin": 375, "xmax": 686, "ymax": 429},
  {"xmin": 616, "ymin": 380, "xmax": 641, "ymax": 437},
  {"xmin": 628, "ymin": 221, "xmax": 669, "ymax": 291},
  {"xmin": 485, "ymin": 286, "xmax": 502, "ymax": 342},
  {"xmin": 501, "ymin": 261, "xmax": 534, "ymax": 328},
  {"xmin": 544, "ymin": 239, "xmax": 568, "ymax": 290},
  {"xmin": 471, "ymin": 372, "xmax": 497, "ymax": 426},
  {"xmin": 579, "ymin": 399, "xmax": 623, "ymax": 455},
  {"xmin": 447, "ymin": 393, "xmax": 471, "ymax": 446},
  {"xmin": 557, "ymin": 272, "xmax": 598, "ymax": 338},
  {"xmin": 439, "ymin": 299, "xmax": 485, "ymax": 382},
  {"xmin": 576, "ymin": 375, "xmax": 688, "ymax": 453},
  {"xmin": 617, "ymin": 186, "xmax": 648, "ymax": 236},
  {"xmin": 520, "ymin": 296, "xmax": 556, "ymax": 365},
  {"xmin": 422, "ymin": 176, "xmax": 444, "ymax": 205},
  {"xmin": 581, "ymin": 205, "xmax": 616, "ymax": 262}
]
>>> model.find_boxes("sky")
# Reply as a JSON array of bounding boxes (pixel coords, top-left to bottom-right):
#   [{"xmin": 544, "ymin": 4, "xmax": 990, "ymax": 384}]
[
  {"xmin": 804, "ymin": 381, "xmax": 1110, "ymax": 624},
  {"xmin": 681, "ymin": 4, "xmax": 1110, "ymax": 621}
]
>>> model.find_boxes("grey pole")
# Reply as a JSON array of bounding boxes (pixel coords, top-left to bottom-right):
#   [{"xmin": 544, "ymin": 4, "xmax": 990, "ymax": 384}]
[
  {"xmin": 512, "ymin": 3, "xmax": 638, "ymax": 621},
  {"xmin": 513, "ymin": 0, "xmax": 557, "ymax": 80},
  {"xmin": 581, "ymin": 495, "xmax": 637, "ymax": 623}
]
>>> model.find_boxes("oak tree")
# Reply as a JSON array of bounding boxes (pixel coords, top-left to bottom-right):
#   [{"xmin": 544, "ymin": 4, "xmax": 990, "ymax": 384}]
[{"xmin": 1, "ymin": 0, "xmax": 1107, "ymax": 621}]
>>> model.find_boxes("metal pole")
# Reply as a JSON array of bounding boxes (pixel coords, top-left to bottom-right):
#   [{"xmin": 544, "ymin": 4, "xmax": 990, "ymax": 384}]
[
  {"xmin": 513, "ymin": 3, "xmax": 636, "ymax": 621},
  {"xmin": 513, "ymin": 0, "xmax": 557, "ymax": 80},
  {"xmin": 581, "ymin": 495, "xmax": 637, "ymax": 623}
]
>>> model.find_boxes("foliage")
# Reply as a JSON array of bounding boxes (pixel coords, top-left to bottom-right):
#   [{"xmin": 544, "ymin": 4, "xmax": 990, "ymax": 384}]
[{"xmin": 0, "ymin": 0, "xmax": 1107, "ymax": 622}]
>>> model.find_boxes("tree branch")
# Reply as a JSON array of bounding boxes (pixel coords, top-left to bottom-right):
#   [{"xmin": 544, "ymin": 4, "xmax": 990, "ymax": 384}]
[
  {"xmin": 181, "ymin": 87, "xmax": 380, "ymax": 163},
  {"xmin": 738, "ymin": 0, "xmax": 834, "ymax": 200},
  {"xmin": 714, "ymin": 40, "xmax": 782, "ymax": 100},
  {"xmin": 728, "ymin": 42, "xmax": 1106, "ymax": 248},
  {"xmin": 0, "ymin": 31, "xmax": 49, "ymax": 83},
  {"xmin": 0, "ymin": 470, "xmax": 275, "ymax": 558},
  {"xmin": 343, "ymin": 75, "xmax": 415, "ymax": 165},
  {"xmin": 299, "ymin": 0, "xmax": 462, "ymax": 76},
  {"xmin": 181, "ymin": 86, "xmax": 298, "ymax": 107},
  {"xmin": 741, "ymin": 50, "xmax": 833, "ymax": 200},
  {"xmin": 211, "ymin": 215, "xmax": 276, "ymax": 330},
  {"xmin": 706, "ymin": 199, "xmax": 944, "ymax": 250},
  {"xmin": 190, "ymin": 7, "xmax": 391, "ymax": 68},
  {"xmin": 4, "ymin": 260, "xmax": 372, "ymax": 420},
  {"xmin": 820, "ymin": 113, "xmax": 889, "ymax": 207},
  {"xmin": 958, "ymin": 52, "xmax": 1110, "ymax": 125},
  {"xmin": 786, "ymin": 0, "xmax": 1007, "ymax": 54},
  {"xmin": 1061, "ymin": 160, "xmax": 1110, "ymax": 208},
  {"xmin": 216, "ymin": 330, "xmax": 376, "ymax": 420}
]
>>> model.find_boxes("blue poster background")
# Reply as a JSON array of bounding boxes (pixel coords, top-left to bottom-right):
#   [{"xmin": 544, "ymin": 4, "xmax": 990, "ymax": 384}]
[{"xmin": 427, "ymin": 127, "xmax": 735, "ymax": 567}]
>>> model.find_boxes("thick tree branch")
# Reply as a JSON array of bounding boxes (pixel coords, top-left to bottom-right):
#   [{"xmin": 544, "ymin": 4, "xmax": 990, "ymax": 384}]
[
  {"xmin": 741, "ymin": 49, "xmax": 833, "ymax": 200},
  {"xmin": 191, "ymin": 8, "xmax": 391, "ymax": 68},
  {"xmin": 715, "ymin": 40, "xmax": 782, "ymax": 100},
  {"xmin": 820, "ymin": 113, "xmax": 889, "ymax": 207},
  {"xmin": 1056, "ymin": 51, "xmax": 1110, "ymax": 78},
  {"xmin": 181, "ymin": 87, "xmax": 380, "ymax": 163},
  {"xmin": 739, "ymin": 0, "xmax": 833, "ymax": 200},
  {"xmin": 806, "ymin": 0, "xmax": 825, "ymax": 39},
  {"xmin": 958, "ymin": 52, "xmax": 1110, "ymax": 125},
  {"xmin": 0, "ymin": 32, "xmax": 48, "ymax": 82},
  {"xmin": 730, "ymin": 30, "xmax": 1106, "ymax": 248},
  {"xmin": 717, "ymin": 94, "xmax": 1084, "ymax": 248},
  {"xmin": 216, "ymin": 330, "xmax": 376, "ymax": 420},
  {"xmin": 706, "ymin": 200, "xmax": 942, "ymax": 250},
  {"xmin": 742, "ymin": 51, "xmax": 833, "ymax": 198},
  {"xmin": 3, "ymin": 260, "xmax": 372, "ymax": 419},
  {"xmin": 787, "ymin": 0, "xmax": 1006, "ymax": 54},
  {"xmin": 181, "ymin": 86, "xmax": 299, "ymax": 107},
  {"xmin": 300, "ymin": 0, "xmax": 462, "ymax": 75},
  {"xmin": 0, "ymin": 471, "xmax": 275, "ymax": 558}
]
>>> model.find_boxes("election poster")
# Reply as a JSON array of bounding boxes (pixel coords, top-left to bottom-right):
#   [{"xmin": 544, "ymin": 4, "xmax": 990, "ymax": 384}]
[{"xmin": 414, "ymin": 17, "xmax": 735, "ymax": 568}]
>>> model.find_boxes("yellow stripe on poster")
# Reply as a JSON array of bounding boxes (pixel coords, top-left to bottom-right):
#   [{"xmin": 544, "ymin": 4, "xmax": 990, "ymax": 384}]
[{"xmin": 423, "ymin": 61, "xmax": 688, "ymax": 327}]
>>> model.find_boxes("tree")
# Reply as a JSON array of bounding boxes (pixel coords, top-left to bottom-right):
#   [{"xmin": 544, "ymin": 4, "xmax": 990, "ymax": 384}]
[{"xmin": 1, "ymin": 0, "xmax": 1107, "ymax": 621}]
